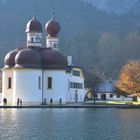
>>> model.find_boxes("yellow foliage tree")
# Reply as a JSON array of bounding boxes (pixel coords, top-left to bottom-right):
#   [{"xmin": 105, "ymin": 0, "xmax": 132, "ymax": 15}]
[{"xmin": 116, "ymin": 60, "xmax": 140, "ymax": 96}]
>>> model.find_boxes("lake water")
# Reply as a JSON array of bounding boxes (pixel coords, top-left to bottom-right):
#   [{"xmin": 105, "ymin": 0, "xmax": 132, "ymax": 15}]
[{"xmin": 0, "ymin": 108, "xmax": 140, "ymax": 140}]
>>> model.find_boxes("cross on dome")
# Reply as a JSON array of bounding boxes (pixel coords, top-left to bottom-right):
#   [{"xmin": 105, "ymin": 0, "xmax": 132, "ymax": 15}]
[
  {"xmin": 51, "ymin": 9, "xmax": 55, "ymax": 19},
  {"xmin": 45, "ymin": 9, "xmax": 60, "ymax": 37},
  {"xmin": 33, "ymin": 5, "xmax": 37, "ymax": 18}
]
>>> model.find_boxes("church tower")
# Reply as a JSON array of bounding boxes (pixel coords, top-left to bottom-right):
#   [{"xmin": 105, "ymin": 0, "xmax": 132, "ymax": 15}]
[
  {"xmin": 25, "ymin": 13, "xmax": 42, "ymax": 47},
  {"xmin": 45, "ymin": 10, "xmax": 60, "ymax": 51}
]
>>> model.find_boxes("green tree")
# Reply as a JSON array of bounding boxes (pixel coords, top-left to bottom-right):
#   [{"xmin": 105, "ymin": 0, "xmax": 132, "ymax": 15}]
[
  {"xmin": 122, "ymin": 32, "xmax": 140, "ymax": 61},
  {"xmin": 97, "ymin": 32, "xmax": 122, "ymax": 78},
  {"xmin": 84, "ymin": 66, "xmax": 105, "ymax": 89}
]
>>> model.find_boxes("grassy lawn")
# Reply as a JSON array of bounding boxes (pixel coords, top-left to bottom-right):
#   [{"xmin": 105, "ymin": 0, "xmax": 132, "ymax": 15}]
[
  {"xmin": 96, "ymin": 101, "xmax": 126, "ymax": 105},
  {"xmin": 97, "ymin": 101, "xmax": 140, "ymax": 105},
  {"xmin": 84, "ymin": 100, "xmax": 140, "ymax": 105}
]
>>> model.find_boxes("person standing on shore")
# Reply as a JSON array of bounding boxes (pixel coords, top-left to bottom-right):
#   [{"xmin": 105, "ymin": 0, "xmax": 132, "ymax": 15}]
[
  {"xmin": 50, "ymin": 98, "xmax": 53, "ymax": 105},
  {"xmin": 59, "ymin": 98, "xmax": 62, "ymax": 105},
  {"xmin": 44, "ymin": 98, "xmax": 47, "ymax": 105},
  {"xmin": 17, "ymin": 98, "xmax": 20, "ymax": 106},
  {"xmin": 3, "ymin": 98, "xmax": 7, "ymax": 106},
  {"xmin": 20, "ymin": 99, "xmax": 22, "ymax": 106}
]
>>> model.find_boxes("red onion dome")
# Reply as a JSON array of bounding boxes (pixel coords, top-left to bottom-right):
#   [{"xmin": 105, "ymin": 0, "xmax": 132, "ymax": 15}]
[
  {"xmin": 15, "ymin": 47, "xmax": 42, "ymax": 69},
  {"xmin": 4, "ymin": 48, "xmax": 22, "ymax": 69},
  {"xmin": 42, "ymin": 48, "xmax": 68, "ymax": 69},
  {"xmin": 26, "ymin": 16, "xmax": 42, "ymax": 33},
  {"xmin": 45, "ymin": 19, "xmax": 60, "ymax": 37}
]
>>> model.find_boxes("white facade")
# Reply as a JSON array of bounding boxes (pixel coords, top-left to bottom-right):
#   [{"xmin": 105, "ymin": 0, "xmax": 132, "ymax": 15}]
[
  {"xmin": 2, "ymin": 70, "xmax": 13, "ymax": 104},
  {"xmin": 1, "ymin": 67, "xmax": 85, "ymax": 105},
  {"xmin": 13, "ymin": 69, "xmax": 42, "ymax": 104},
  {"xmin": 0, "ymin": 71, "xmax": 2, "ymax": 101},
  {"xmin": 97, "ymin": 93, "xmax": 133, "ymax": 101},
  {"xmin": 1, "ymin": 15, "xmax": 86, "ymax": 105},
  {"xmin": 43, "ymin": 70, "xmax": 68, "ymax": 103},
  {"xmin": 67, "ymin": 67, "xmax": 85, "ymax": 103}
]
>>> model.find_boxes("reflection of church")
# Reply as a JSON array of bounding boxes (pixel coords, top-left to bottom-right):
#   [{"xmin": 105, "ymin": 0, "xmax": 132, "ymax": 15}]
[{"xmin": 1, "ymin": 12, "xmax": 86, "ymax": 105}]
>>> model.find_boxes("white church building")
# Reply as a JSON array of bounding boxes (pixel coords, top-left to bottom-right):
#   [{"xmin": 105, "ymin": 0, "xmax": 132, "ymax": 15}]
[{"xmin": 1, "ymin": 13, "xmax": 86, "ymax": 105}]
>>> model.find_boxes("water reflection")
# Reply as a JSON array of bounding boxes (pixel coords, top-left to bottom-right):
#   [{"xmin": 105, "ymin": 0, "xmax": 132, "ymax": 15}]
[{"xmin": 0, "ymin": 109, "xmax": 140, "ymax": 140}]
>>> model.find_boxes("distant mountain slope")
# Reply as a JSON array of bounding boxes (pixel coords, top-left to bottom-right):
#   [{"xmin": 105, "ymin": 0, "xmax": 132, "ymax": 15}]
[
  {"xmin": 0, "ymin": 0, "xmax": 140, "ymax": 80},
  {"xmin": 0, "ymin": 0, "xmax": 115, "ymax": 66},
  {"xmin": 84, "ymin": 0, "xmax": 138, "ymax": 14}
]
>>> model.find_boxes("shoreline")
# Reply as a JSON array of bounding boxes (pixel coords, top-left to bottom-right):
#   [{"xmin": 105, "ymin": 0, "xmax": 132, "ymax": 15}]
[{"xmin": 1, "ymin": 104, "xmax": 140, "ymax": 109}]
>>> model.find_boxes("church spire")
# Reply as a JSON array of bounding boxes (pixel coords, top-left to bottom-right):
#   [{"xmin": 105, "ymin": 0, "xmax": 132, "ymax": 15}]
[
  {"xmin": 33, "ymin": 6, "xmax": 37, "ymax": 19},
  {"xmin": 51, "ymin": 9, "xmax": 55, "ymax": 20},
  {"xmin": 25, "ymin": 10, "xmax": 43, "ymax": 47},
  {"xmin": 45, "ymin": 10, "xmax": 61, "ymax": 51},
  {"xmin": 34, "ymin": 7, "xmax": 36, "ymax": 17}
]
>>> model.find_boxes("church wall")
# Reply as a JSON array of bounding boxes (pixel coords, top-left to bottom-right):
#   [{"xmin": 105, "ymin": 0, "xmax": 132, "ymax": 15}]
[
  {"xmin": 2, "ymin": 70, "xmax": 13, "ymax": 105},
  {"xmin": 1, "ymin": 14, "xmax": 87, "ymax": 105},
  {"xmin": 13, "ymin": 69, "xmax": 42, "ymax": 105},
  {"xmin": 43, "ymin": 70, "xmax": 68, "ymax": 103},
  {"xmin": 0, "ymin": 71, "xmax": 2, "ymax": 95},
  {"xmin": 0, "ymin": 71, "xmax": 2, "ymax": 93},
  {"xmin": 27, "ymin": 32, "xmax": 42, "ymax": 47},
  {"xmin": 68, "ymin": 68, "xmax": 86, "ymax": 103},
  {"xmin": 66, "ymin": 74, "xmax": 71, "ymax": 103},
  {"xmin": 46, "ymin": 37, "xmax": 59, "ymax": 51}
]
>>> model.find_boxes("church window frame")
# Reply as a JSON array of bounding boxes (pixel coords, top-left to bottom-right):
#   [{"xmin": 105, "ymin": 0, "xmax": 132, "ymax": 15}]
[
  {"xmin": 38, "ymin": 76, "xmax": 41, "ymax": 90},
  {"xmin": 72, "ymin": 70, "xmax": 80, "ymax": 76},
  {"xmin": 48, "ymin": 77, "xmax": 52, "ymax": 89},
  {"xmin": 8, "ymin": 77, "xmax": 12, "ymax": 89},
  {"xmin": 31, "ymin": 37, "xmax": 33, "ymax": 43}
]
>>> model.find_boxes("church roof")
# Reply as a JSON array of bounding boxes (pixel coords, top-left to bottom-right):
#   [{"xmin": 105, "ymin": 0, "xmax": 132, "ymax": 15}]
[
  {"xmin": 3, "ymin": 13, "xmax": 67, "ymax": 70},
  {"xmin": 4, "ymin": 47, "xmax": 68, "ymax": 70},
  {"xmin": 15, "ymin": 47, "xmax": 42, "ymax": 69},
  {"xmin": 25, "ymin": 16, "xmax": 42, "ymax": 33},
  {"xmin": 42, "ymin": 48, "xmax": 67, "ymax": 69},
  {"xmin": 45, "ymin": 19, "xmax": 60, "ymax": 37},
  {"xmin": 45, "ymin": 11, "xmax": 60, "ymax": 37},
  {"xmin": 4, "ymin": 48, "xmax": 22, "ymax": 69},
  {"xmin": 66, "ymin": 66, "xmax": 83, "ymax": 72}
]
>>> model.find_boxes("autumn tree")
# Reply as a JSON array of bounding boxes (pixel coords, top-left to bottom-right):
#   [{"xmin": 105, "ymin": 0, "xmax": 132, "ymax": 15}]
[{"xmin": 116, "ymin": 60, "xmax": 140, "ymax": 96}]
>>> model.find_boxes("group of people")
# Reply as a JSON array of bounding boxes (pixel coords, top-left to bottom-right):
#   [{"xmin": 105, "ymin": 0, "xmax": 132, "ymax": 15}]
[
  {"xmin": 17, "ymin": 98, "xmax": 22, "ymax": 106},
  {"xmin": 42, "ymin": 98, "xmax": 62, "ymax": 105},
  {"xmin": 3, "ymin": 97, "xmax": 23, "ymax": 106},
  {"xmin": 3, "ymin": 97, "xmax": 62, "ymax": 106},
  {"xmin": 50, "ymin": 98, "xmax": 62, "ymax": 105}
]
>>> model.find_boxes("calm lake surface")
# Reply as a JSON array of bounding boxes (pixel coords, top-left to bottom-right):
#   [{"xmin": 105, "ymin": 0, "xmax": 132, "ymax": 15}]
[{"xmin": 0, "ymin": 108, "xmax": 140, "ymax": 140}]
